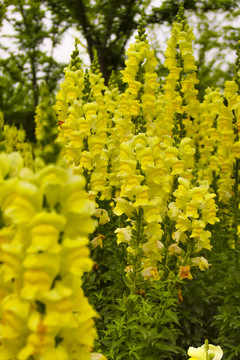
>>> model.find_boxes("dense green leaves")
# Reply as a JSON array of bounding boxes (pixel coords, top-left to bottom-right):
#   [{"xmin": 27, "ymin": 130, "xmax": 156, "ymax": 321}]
[{"xmin": 0, "ymin": 0, "xmax": 66, "ymax": 140}]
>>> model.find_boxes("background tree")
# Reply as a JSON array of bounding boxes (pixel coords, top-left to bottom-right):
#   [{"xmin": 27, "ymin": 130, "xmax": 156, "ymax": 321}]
[
  {"xmin": 1, "ymin": 0, "xmax": 240, "ymax": 139},
  {"xmin": 45, "ymin": 0, "xmax": 240, "ymax": 85},
  {"xmin": 0, "ymin": 0, "xmax": 68, "ymax": 140}
]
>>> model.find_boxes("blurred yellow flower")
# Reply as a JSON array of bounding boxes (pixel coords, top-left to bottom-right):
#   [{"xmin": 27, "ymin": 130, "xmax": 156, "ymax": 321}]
[{"xmin": 188, "ymin": 344, "xmax": 223, "ymax": 360}]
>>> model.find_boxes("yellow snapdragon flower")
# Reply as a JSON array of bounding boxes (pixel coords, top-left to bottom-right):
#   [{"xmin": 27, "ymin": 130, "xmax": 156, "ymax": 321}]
[
  {"xmin": 188, "ymin": 344, "xmax": 223, "ymax": 360},
  {"xmin": 0, "ymin": 153, "xmax": 98, "ymax": 360}
]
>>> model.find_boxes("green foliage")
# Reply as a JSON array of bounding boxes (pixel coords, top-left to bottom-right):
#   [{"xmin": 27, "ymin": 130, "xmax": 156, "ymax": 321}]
[
  {"xmin": 173, "ymin": 202, "xmax": 240, "ymax": 360},
  {"xmin": 34, "ymin": 83, "xmax": 61, "ymax": 164},
  {"xmin": 0, "ymin": 0, "xmax": 66, "ymax": 141},
  {"xmin": 83, "ymin": 206, "xmax": 186, "ymax": 359}
]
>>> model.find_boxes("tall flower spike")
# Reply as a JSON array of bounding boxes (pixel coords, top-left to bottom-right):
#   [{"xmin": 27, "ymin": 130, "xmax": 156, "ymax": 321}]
[
  {"xmin": 70, "ymin": 38, "xmax": 82, "ymax": 71},
  {"xmin": 160, "ymin": 5, "xmax": 219, "ymax": 276},
  {"xmin": 82, "ymin": 69, "xmax": 94, "ymax": 104},
  {"xmin": 161, "ymin": 3, "xmax": 199, "ymax": 141},
  {"xmin": 0, "ymin": 148, "xmax": 98, "ymax": 359},
  {"xmin": 3, "ymin": 124, "xmax": 34, "ymax": 169},
  {"xmin": 57, "ymin": 51, "xmax": 111, "ymax": 202},
  {"xmin": 91, "ymin": 50, "xmax": 101, "ymax": 75},
  {"xmin": 55, "ymin": 41, "xmax": 84, "ymax": 131},
  {"xmin": 35, "ymin": 83, "xmax": 62, "ymax": 165},
  {"xmin": 118, "ymin": 11, "xmax": 158, "ymax": 137}
]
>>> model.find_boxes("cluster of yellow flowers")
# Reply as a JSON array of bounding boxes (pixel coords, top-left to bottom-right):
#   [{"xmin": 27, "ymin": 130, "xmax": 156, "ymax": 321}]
[
  {"xmin": 1, "ymin": 122, "xmax": 33, "ymax": 169},
  {"xmin": 57, "ymin": 53, "xmax": 112, "ymax": 205},
  {"xmin": 2, "ymin": 3, "xmax": 237, "ymax": 358},
  {"xmin": 0, "ymin": 152, "xmax": 97, "ymax": 359},
  {"xmin": 0, "ymin": 81, "xmax": 102, "ymax": 359},
  {"xmin": 56, "ymin": 9, "xmax": 221, "ymax": 286}
]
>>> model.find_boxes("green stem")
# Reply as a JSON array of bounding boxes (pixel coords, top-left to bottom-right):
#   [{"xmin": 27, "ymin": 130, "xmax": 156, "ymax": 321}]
[
  {"xmin": 131, "ymin": 206, "xmax": 143, "ymax": 294},
  {"xmin": 205, "ymin": 339, "xmax": 209, "ymax": 360},
  {"xmin": 233, "ymin": 159, "xmax": 239, "ymax": 263}
]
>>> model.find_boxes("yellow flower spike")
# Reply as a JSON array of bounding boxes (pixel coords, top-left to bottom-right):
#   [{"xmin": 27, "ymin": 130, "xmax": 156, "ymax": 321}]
[
  {"xmin": 0, "ymin": 148, "xmax": 97, "ymax": 359},
  {"xmin": 162, "ymin": 8, "xmax": 200, "ymax": 139},
  {"xmin": 224, "ymin": 80, "xmax": 238, "ymax": 105}
]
